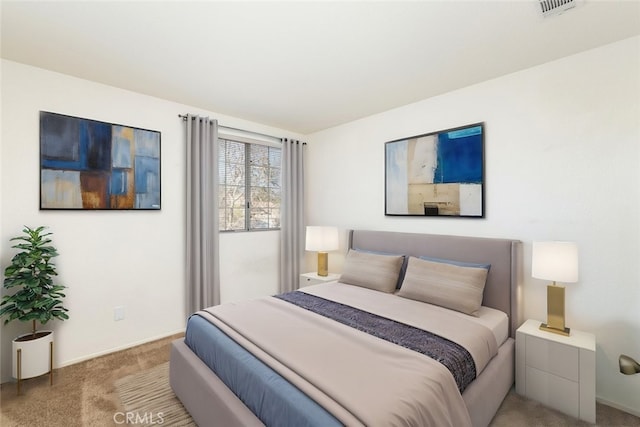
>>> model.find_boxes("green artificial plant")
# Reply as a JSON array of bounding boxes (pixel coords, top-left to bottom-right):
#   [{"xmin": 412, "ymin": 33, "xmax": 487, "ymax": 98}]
[{"xmin": 0, "ymin": 226, "xmax": 69, "ymax": 338}]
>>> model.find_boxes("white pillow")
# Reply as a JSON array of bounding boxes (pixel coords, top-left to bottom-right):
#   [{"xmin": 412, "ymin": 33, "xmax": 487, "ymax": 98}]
[
  {"xmin": 397, "ymin": 256, "xmax": 489, "ymax": 316},
  {"xmin": 339, "ymin": 250, "xmax": 404, "ymax": 293}
]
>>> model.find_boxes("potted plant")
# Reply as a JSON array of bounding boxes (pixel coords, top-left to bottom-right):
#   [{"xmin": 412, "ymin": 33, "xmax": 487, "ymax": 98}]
[{"xmin": 0, "ymin": 226, "xmax": 69, "ymax": 385}]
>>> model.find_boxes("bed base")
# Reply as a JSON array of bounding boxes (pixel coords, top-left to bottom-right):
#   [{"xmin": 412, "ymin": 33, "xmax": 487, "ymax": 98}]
[
  {"xmin": 170, "ymin": 339, "xmax": 264, "ymax": 427},
  {"xmin": 463, "ymin": 337, "xmax": 514, "ymax": 427},
  {"xmin": 170, "ymin": 336, "xmax": 514, "ymax": 427}
]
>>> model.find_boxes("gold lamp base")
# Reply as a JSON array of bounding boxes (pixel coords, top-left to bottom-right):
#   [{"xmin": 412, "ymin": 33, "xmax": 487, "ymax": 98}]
[
  {"xmin": 539, "ymin": 323, "xmax": 570, "ymax": 336},
  {"xmin": 540, "ymin": 283, "xmax": 570, "ymax": 336},
  {"xmin": 317, "ymin": 252, "xmax": 329, "ymax": 276}
]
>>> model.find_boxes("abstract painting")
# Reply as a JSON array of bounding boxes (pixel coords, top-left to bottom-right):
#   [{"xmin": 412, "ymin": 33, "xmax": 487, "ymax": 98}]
[
  {"xmin": 40, "ymin": 111, "xmax": 161, "ymax": 210},
  {"xmin": 385, "ymin": 123, "xmax": 484, "ymax": 217}
]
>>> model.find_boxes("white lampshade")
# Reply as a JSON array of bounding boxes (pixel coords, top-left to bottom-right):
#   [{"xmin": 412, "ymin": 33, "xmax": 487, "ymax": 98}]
[
  {"xmin": 532, "ymin": 241, "xmax": 579, "ymax": 283},
  {"xmin": 305, "ymin": 226, "xmax": 339, "ymax": 252}
]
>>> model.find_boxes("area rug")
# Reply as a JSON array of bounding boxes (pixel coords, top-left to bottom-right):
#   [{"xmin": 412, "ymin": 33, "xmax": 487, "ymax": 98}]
[{"xmin": 116, "ymin": 362, "xmax": 195, "ymax": 426}]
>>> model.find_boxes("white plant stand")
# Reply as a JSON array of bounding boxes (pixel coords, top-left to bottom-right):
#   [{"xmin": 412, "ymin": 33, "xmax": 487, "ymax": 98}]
[{"xmin": 12, "ymin": 330, "xmax": 54, "ymax": 395}]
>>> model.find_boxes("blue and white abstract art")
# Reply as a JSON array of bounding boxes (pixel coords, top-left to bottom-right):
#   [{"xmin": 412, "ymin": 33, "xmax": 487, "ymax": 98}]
[
  {"xmin": 40, "ymin": 111, "xmax": 161, "ymax": 210},
  {"xmin": 385, "ymin": 123, "xmax": 484, "ymax": 217}
]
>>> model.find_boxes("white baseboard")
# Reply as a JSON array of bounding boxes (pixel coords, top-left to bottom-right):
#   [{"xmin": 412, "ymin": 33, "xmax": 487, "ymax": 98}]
[
  {"xmin": 57, "ymin": 329, "xmax": 185, "ymax": 369},
  {"xmin": 597, "ymin": 396, "xmax": 640, "ymax": 418}
]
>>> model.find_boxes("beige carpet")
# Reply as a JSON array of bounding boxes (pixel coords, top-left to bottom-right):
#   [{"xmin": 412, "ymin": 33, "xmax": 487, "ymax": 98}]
[
  {"xmin": 2, "ymin": 333, "xmax": 639, "ymax": 426},
  {"xmin": 0, "ymin": 334, "xmax": 182, "ymax": 427},
  {"xmin": 491, "ymin": 391, "xmax": 640, "ymax": 427}
]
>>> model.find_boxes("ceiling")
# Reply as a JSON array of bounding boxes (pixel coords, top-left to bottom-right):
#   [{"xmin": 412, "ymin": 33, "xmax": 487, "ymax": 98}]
[{"xmin": 2, "ymin": 1, "xmax": 639, "ymax": 134}]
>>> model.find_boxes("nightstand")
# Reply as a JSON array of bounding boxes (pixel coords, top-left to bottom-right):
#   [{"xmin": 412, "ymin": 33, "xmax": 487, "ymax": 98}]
[
  {"xmin": 299, "ymin": 272, "xmax": 340, "ymax": 287},
  {"xmin": 516, "ymin": 319, "xmax": 595, "ymax": 423}
]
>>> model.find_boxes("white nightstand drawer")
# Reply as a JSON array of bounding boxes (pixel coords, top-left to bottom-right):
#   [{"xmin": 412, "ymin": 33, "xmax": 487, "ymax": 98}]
[
  {"xmin": 525, "ymin": 366, "xmax": 579, "ymax": 418},
  {"xmin": 526, "ymin": 335, "xmax": 579, "ymax": 382},
  {"xmin": 300, "ymin": 272, "xmax": 340, "ymax": 287}
]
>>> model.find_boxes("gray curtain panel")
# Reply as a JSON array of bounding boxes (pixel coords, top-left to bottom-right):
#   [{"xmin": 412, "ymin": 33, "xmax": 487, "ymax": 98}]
[
  {"xmin": 185, "ymin": 115, "xmax": 220, "ymax": 313},
  {"xmin": 279, "ymin": 139, "xmax": 306, "ymax": 293}
]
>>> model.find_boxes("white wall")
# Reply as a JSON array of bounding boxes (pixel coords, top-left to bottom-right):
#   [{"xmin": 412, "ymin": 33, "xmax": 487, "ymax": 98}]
[
  {"xmin": 306, "ymin": 36, "xmax": 640, "ymax": 414},
  {"xmin": 2, "ymin": 35, "xmax": 638, "ymax": 413},
  {"xmin": 0, "ymin": 60, "xmax": 293, "ymax": 382}
]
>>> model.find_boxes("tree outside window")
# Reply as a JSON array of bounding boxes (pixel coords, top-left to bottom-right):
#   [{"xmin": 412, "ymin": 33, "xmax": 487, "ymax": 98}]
[{"xmin": 219, "ymin": 139, "xmax": 281, "ymax": 231}]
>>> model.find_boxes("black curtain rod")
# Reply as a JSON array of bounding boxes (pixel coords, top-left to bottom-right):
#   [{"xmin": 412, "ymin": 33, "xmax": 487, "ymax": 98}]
[{"xmin": 178, "ymin": 114, "xmax": 282, "ymax": 142}]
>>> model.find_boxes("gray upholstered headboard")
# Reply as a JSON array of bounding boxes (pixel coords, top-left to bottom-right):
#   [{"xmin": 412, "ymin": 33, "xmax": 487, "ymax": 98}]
[{"xmin": 348, "ymin": 230, "xmax": 522, "ymax": 338}]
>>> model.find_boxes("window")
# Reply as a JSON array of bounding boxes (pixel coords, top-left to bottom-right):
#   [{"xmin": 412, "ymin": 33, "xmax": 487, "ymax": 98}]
[{"xmin": 218, "ymin": 138, "xmax": 281, "ymax": 231}]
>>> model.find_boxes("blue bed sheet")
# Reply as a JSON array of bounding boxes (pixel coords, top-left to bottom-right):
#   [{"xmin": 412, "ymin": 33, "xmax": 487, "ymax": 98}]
[{"xmin": 184, "ymin": 314, "xmax": 342, "ymax": 427}]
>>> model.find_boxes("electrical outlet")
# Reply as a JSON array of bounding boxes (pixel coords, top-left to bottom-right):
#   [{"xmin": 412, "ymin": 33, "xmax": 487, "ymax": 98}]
[{"xmin": 114, "ymin": 306, "xmax": 125, "ymax": 321}]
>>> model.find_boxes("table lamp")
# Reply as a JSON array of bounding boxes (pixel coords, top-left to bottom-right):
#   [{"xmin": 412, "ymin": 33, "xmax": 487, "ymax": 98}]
[
  {"xmin": 532, "ymin": 241, "xmax": 578, "ymax": 336},
  {"xmin": 305, "ymin": 226, "xmax": 339, "ymax": 276}
]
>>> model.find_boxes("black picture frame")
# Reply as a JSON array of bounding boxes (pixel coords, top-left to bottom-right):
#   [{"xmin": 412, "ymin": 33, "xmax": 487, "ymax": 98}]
[
  {"xmin": 385, "ymin": 122, "xmax": 484, "ymax": 217},
  {"xmin": 40, "ymin": 111, "xmax": 161, "ymax": 210}
]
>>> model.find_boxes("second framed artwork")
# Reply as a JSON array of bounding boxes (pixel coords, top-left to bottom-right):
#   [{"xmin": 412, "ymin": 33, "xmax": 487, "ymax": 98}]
[{"xmin": 385, "ymin": 122, "xmax": 484, "ymax": 218}]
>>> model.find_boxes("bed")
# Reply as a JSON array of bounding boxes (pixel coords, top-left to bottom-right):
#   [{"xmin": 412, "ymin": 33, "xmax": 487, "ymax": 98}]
[{"xmin": 170, "ymin": 229, "xmax": 522, "ymax": 427}]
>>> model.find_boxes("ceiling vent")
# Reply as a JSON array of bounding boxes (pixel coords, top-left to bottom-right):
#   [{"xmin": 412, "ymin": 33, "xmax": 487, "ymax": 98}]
[{"xmin": 538, "ymin": 0, "xmax": 580, "ymax": 17}]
